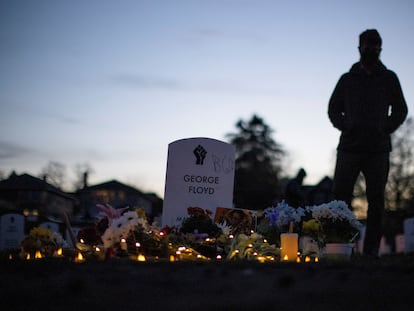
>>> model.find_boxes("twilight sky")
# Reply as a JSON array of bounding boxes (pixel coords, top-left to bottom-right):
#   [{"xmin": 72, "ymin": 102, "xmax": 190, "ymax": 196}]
[{"xmin": 1, "ymin": 0, "xmax": 413, "ymax": 198}]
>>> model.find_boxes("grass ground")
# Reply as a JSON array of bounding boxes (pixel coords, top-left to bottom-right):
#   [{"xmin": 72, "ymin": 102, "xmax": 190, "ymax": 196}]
[{"xmin": 1, "ymin": 254, "xmax": 414, "ymax": 310}]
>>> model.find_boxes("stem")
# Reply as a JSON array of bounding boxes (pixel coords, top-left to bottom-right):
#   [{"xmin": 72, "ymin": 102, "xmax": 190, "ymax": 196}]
[{"xmin": 289, "ymin": 222, "xmax": 294, "ymax": 233}]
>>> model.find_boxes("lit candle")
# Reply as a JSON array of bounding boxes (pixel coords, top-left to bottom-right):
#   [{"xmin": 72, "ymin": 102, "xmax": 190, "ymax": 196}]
[
  {"xmin": 75, "ymin": 252, "xmax": 85, "ymax": 262},
  {"xmin": 280, "ymin": 233, "xmax": 298, "ymax": 262},
  {"xmin": 35, "ymin": 250, "xmax": 43, "ymax": 259},
  {"xmin": 120, "ymin": 238, "xmax": 128, "ymax": 251}
]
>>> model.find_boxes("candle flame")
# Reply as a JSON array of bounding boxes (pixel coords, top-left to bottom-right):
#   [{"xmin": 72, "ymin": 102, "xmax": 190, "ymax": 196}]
[
  {"xmin": 305, "ymin": 256, "xmax": 311, "ymax": 262},
  {"xmin": 75, "ymin": 252, "xmax": 84, "ymax": 262},
  {"xmin": 57, "ymin": 248, "xmax": 63, "ymax": 256},
  {"xmin": 35, "ymin": 250, "xmax": 42, "ymax": 259},
  {"xmin": 283, "ymin": 255, "xmax": 289, "ymax": 261},
  {"xmin": 137, "ymin": 254, "xmax": 146, "ymax": 262}
]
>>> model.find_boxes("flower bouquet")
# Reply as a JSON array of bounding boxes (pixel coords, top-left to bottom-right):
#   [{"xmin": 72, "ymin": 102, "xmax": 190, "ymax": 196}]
[
  {"xmin": 257, "ymin": 201, "xmax": 305, "ymax": 246},
  {"xmin": 20, "ymin": 227, "xmax": 67, "ymax": 259},
  {"xmin": 307, "ymin": 200, "xmax": 363, "ymax": 244},
  {"xmin": 227, "ymin": 232, "xmax": 279, "ymax": 262},
  {"xmin": 300, "ymin": 219, "xmax": 321, "ymax": 257},
  {"xmin": 77, "ymin": 204, "xmax": 167, "ymax": 260},
  {"xmin": 173, "ymin": 207, "xmax": 222, "ymax": 259}
]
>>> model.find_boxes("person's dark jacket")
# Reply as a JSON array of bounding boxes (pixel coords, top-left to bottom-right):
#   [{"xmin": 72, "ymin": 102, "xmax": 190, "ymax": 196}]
[{"xmin": 328, "ymin": 61, "xmax": 408, "ymax": 152}]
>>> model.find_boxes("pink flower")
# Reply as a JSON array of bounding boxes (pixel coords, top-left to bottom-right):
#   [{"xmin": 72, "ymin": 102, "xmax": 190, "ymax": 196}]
[{"xmin": 97, "ymin": 204, "xmax": 129, "ymax": 225}]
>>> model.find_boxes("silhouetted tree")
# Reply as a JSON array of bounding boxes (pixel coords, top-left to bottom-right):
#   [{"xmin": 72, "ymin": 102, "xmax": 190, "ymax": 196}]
[
  {"xmin": 226, "ymin": 114, "xmax": 285, "ymax": 210},
  {"xmin": 352, "ymin": 173, "xmax": 367, "ymax": 218},
  {"xmin": 386, "ymin": 116, "xmax": 414, "ymax": 211},
  {"xmin": 40, "ymin": 161, "xmax": 67, "ymax": 190}
]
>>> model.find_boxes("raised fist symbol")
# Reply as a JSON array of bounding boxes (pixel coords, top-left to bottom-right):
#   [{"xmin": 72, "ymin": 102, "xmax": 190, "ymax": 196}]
[{"xmin": 193, "ymin": 145, "xmax": 207, "ymax": 165}]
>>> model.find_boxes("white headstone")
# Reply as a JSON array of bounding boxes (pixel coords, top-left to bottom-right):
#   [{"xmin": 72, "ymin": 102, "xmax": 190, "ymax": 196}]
[
  {"xmin": 40, "ymin": 222, "xmax": 60, "ymax": 233},
  {"xmin": 403, "ymin": 217, "xmax": 414, "ymax": 254},
  {"xmin": 0, "ymin": 213, "xmax": 25, "ymax": 250},
  {"xmin": 162, "ymin": 137, "xmax": 235, "ymax": 227}
]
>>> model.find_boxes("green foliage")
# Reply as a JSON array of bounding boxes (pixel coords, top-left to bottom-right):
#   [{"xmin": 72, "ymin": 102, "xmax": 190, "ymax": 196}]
[{"xmin": 256, "ymin": 217, "xmax": 282, "ymax": 246}]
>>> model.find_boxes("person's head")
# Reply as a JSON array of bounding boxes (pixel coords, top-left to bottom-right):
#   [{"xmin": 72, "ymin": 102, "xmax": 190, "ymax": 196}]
[
  {"xmin": 296, "ymin": 168, "xmax": 307, "ymax": 182},
  {"xmin": 297, "ymin": 168, "xmax": 306, "ymax": 177},
  {"xmin": 358, "ymin": 29, "xmax": 382, "ymax": 67}
]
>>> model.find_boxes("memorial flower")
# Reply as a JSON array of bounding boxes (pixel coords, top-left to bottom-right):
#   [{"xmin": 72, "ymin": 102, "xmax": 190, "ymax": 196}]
[
  {"xmin": 227, "ymin": 232, "xmax": 279, "ymax": 262},
  {"xmin": 306, "ymin": 200, "xmax": 363, "ymax": 244},
  {"xmin": 101, "ymin": 209, "xmax": 142, "ymax": 248},
  {"xmin": 301, "ymin": 219, "xmax": 320, "ymax": 240},
  {"xmin": 20, "ymin": 227, "xmax": 67, "ymax": 258},
  {"xmin": 97, "ymin": 204, "xmax": 130, "ymax": 225},
  {"xmin": 264, "ymin": 201, "xmax": 305, "ymax": 229},
  {"xmin": 256, "ymin": 201, "xmax": 304, "ymax": 247}
]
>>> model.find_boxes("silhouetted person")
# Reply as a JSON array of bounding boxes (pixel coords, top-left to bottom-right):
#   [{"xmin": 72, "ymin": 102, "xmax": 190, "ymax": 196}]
[
  {"xmin": 328, "ymin": 29, "xmax": 408, "ymax": 258},
  {"xmin": 285, "ymin": 168, "xmax": 307, "ymax": 208}
]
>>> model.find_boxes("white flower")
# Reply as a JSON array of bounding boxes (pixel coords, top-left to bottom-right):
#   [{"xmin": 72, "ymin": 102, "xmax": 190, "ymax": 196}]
[
  {"xmin": 52, "ymin": 232, "xmax": 68, "ymax": 248},
  {"xmin": 307, "ymin": 200, "xmax": 363, "ymax": 231},
  {"xmin": 120, "ymin": 211, "xmax": 140, "ymax": 232},
  {"xmin": 216, "ymin": 221, "xmax": 232, "ymax": 236},
  {"xmin": 101, "ymin": 227, "xmax": 116, "ymax": 248}
]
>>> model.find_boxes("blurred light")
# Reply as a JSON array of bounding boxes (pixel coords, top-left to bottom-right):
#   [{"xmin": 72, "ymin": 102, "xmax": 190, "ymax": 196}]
[
  {"xmin": 75, "ymin": 252, "xmax": 85, "ymax": 262},
  {"xmin": 35, "ymin": 250, "xmax": 42, "ymax": 259}
]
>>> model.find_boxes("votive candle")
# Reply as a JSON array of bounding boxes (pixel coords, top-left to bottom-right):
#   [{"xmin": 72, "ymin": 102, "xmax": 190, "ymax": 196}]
[{"xmin": 280, "ymin": 233, "xmax": 298, "ymax": 262}]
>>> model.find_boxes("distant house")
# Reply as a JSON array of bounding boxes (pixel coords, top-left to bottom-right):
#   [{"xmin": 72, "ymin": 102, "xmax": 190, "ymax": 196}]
[
  {"xmin": 0, "ymin": 172, "xmax": 77, "ymax": 221},
  {"xmin": 76, "ymin": 179, "xmax": 156, "ymax": 221}
]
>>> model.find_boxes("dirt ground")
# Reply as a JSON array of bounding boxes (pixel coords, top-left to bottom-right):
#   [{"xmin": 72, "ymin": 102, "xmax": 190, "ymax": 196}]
[{"xmin": 1, "ymin": 255, "xmax": 414, "ymax": 311}]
